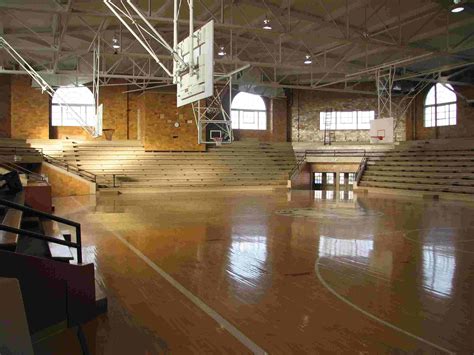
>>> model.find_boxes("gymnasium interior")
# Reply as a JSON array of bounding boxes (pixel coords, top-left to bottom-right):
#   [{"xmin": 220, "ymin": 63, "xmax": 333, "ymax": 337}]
[{"xmin": 0, "ymin": 0, "xmax": 473, "ymax": 353}]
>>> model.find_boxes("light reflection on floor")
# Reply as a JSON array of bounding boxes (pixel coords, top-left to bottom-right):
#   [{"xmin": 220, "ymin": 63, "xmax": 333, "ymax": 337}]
[{"xmin": 44, "ymin": 189, "xmax": 474, "ymax": 354}]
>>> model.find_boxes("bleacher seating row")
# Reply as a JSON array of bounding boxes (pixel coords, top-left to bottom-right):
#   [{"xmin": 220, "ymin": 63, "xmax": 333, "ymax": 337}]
[
  {"xmin": 0, "ymin": 138, "xmax": 42, "ymax": 164},
  {"xmin": 358, "ymin": 138, "xmax": 474, "ymax": 195},
  {"xmin": 29, "ymin": 139, "xmax": 297, "ymax": 190}
]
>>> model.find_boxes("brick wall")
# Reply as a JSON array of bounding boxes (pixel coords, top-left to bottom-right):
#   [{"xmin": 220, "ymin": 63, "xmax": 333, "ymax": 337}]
[
  {"xmin": 406, "ymin": 85, "xmax": 474, "ymax": 140},
  {"xmin": 101, "ymin": 84, "xmax": 129, "ymax": 139},
  {"xmin": 0, "ymin": 75, "xmax": 11, "ymax": 138},
  {"xmin": 290, "ymin": 89, "xmax": 407, "ymax": 143},
  {"xmin": 128, "ymin": 93, "xmax": 139, "ymax": 140},
  {"xmin": 11, "ymin": 76, "xmax": 50, "ymax": 139},
  {"xmin": 139, "ymin": 92, "xmax": 204, "ymax": 151}
]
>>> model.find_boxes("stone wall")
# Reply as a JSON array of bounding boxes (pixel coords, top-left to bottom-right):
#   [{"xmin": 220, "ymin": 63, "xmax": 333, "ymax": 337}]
[
  {"xmin": 290, "ymin": 89, "xmax": 407, "ymax": 143},
  {"xmin": 0, "ymin": 75, "xmax": 11, "ymax": 138},
  {"xmin": 406, "ymin": 85, "xmax": 474, "ymax": 140},
  {"xmin": 139, "ymin": 92, "xmax": 204, "ymax": 151}
]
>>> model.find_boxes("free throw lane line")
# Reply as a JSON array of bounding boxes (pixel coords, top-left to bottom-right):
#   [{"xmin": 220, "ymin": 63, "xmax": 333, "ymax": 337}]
[{"xmin": 109, "ymin": 230, "xmax": 267, "ymax": 355}]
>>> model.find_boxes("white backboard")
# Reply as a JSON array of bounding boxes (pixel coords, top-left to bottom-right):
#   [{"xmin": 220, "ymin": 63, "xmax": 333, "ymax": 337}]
[
  {"xmin": 95, "ymin": 103, "xmax": 103, "ymax": 137},
  {"xmin": 175, "ymin": 20, "xmax": 214, "ymax": 107},
  {"xmin": 370, "ymin": 117, "xmax": 394, "ymax": 143}
]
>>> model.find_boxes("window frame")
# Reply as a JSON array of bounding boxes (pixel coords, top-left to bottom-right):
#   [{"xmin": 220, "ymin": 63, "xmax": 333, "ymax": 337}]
[
  {"xmin": 319, "ymin": 110, "xmax": 375, "ymax": 131},
  {"xmin": 423, "ymin": 84, "xmax": 457, "ymax": 128},
  {"xmin": 51, "ymin": 86, "xmax": 96, "ymax": 127},
  {"xmin": 231, "ymin": 92, "xmax": 267, "ymax": 131}
]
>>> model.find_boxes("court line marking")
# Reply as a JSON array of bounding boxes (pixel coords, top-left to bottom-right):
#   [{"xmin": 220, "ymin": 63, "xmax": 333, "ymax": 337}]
[
  {"xmin": 315, "ymin": 257, "xmax": 454, "ymax": 354},
  {"xmin": 108, "ymin": 229, "xmax": 267, "ymax": 355}
]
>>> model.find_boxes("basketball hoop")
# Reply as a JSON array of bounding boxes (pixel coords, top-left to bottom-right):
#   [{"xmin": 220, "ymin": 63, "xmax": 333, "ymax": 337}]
[
  {"xmin": 370, "ymin": 136, "xmax": 384, "ymax": 141},
  {"xmin": 212, "ymin": 137, "xmax": 223, "ymax": 147}
]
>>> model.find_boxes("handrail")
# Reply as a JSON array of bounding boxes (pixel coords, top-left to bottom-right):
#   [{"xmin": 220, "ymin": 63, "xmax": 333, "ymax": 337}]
[
  {"xmin": 42, "ymin": 154, "xmax": 97, "ymax": 183},
  {"xmin": 355, "ymin": 157, "xmax": 368, "ymax": 185},
  {"xmin": 288, "ymin": 152, "xmax": 307, "ymax": 180},
  {"xmin": 0, "ymin": 157, "xmax": 46, "ymax": 182},
  {"xmin": 0, "ymin": 198, "xmax": 82, "ymax": 263},
  {"xmin": 304, "ymin": 149, "xmax": 398, "ymax": 157}
]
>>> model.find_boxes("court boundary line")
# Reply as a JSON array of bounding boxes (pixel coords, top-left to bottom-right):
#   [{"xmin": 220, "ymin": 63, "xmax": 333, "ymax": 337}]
[
  {"xmin": 108, "ymin": 229, "xmax": 267, "ymax": 355},
  {"xmin": 315, "ymin": 257, "xmax": 454, "ymax": 354}
]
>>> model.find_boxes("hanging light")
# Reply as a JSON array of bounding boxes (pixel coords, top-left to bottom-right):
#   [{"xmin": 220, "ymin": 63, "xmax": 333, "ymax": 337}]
[
  {"xmin": 304, "ymin": 55, "xmax": 312, "ymax": 65},
  {"xmin": 263, "ymin": 18, "xmax": 272, "ymax": 30},
  {"xmin": 451, "ymin": 0, "xmax": 465, "ymax": 12},
  {"xmin": 217, "ymin": 46, "xmax": 226, "ymax": 56},
  {"xmin": 112, "ymin": 36, "xmax": 120, "ymax": 49}
]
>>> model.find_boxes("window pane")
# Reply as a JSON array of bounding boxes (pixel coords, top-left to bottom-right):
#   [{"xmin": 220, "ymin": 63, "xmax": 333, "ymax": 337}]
[
  {"xmin": 51, "ymin": 86, "xmax": 96, "ymax": 127},
  {"xmin": 320, "ymin": 112, "xmax": 336, "ymax": 130},
  {"xmin": 348, "ymin": 173, "xmax": 355, "ymax": 184},
  {"xmin": 231, "ymin": 110, "xmax": 239, "ymax": 129},
  {"xmin": 258, "ymin": 112, "xmax": 266, "ymax": 130},
  {"xmin": 320, "ymin": 110, "xmax": 374, "ymax": 130},
  {"xmin": 51, "ymin": 105, "xmax": 62, "ymax": 126},
  {"xmin": 326, "ymin": 173, "xmax": 334, "ymax": 184},
  {"xmin": 337, "ymin": 112, "xmax": 357, "ymax": 130},
  {"xmin": 339, "ymin": 173, "xmax": 345, "ymax": 184},
  {"xmin": 242, "ymin": 111, "xmax": 255, "ymax": 124},
  {"xmin": 314, "ymin": 173, "xmax": 322, "ymax": 184},
  {"xmin": 357, "ymin": 111, "xmax": 374, "ymax": 129},
  {"xmin": 424, "ymin": 84, "xmax": 457, "ymax": 128},
  {"xmin": 231, "ymin": 93, "xmax": 267, "ymax": 130},
  {"xmin": 424, "ymin": 107, "xmax": 434, "ymax": 127},
  {"xmin": 436, "ymin": 84, "xmax": 456, "ymax": 104},
  {"xmin": 239, "ymin": 111, "xmax": 257, "ymax": 129}
]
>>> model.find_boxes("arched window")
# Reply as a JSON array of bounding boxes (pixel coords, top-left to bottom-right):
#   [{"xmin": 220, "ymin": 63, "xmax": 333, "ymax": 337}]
[
  {"xmin": 424, "ymin": 84, "xmax": 457, "ymax": 127},
  {"xmin": 52, "ymin": 86, "xmax": 96, "ymax": 126},
  {"xmin": 231, "ymin": 92, "xmax": 267, "ymax": 130}
]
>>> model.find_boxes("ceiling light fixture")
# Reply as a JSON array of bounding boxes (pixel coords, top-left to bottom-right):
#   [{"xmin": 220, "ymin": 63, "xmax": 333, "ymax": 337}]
[
  {"xmin": 217, "ymin": 46, "xmax": 226, "ymax": 56},
  {"xmin": 451, "ymin": 0, "xmax": 465, "ymax": 12},
  {"xmin": 304, "ymin": 55, "xmax": 312, "ymax": 65},
  {"xmin": 112, "ymin": 36, "xmax": 120, "ymax": 49},
  {"xmin": 263, "ymin": 18, "xmax": 272, "ymax": 30}
]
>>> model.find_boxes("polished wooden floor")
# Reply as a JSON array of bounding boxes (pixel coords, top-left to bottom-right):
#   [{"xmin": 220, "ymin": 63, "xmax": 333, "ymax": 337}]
[{"xmin": 35, "ymin": 190, "xmax": 474, "ymax": 354}]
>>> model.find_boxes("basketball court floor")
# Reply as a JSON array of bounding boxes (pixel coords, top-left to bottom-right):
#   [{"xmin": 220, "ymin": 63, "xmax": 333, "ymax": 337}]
[{"xmin": 35, "ymin": 190, "xmax": 474, "ymax": 354}]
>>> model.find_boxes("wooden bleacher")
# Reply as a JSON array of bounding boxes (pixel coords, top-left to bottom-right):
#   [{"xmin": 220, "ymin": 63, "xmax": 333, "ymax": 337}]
[
  {"xmin": 30, "ymin": 139, "xmax": 297, "ymax": 190},
  {"xmin": 358, "ymin": 138, "xmax": 474, "ymax": 195},
  {"xmin": 0, "ymin": 185, "xmax": 106, "ymax": 351},
  {"xmin": 0, "ymin": 138, "xmax": 42, "ymax": 164}
]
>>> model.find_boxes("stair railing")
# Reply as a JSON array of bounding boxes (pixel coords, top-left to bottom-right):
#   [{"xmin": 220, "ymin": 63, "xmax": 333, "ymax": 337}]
[
  {"xmin": 355, "ymin": 157, "xmax": 368, "ymax": 185},
  {"xmin": 288, "ymin": 152, "xmax": 307, "ymax": 180},
  {"xmin": 42, "ymin": 154, "xmax": 97, "ymax": 183},
  {"xmin": 0, "ymin": 198, "xmax": 82, "ymax": 264},
  {"xmin": 0, "ymin": 157, "xmax": 47, "ymax": 182}
]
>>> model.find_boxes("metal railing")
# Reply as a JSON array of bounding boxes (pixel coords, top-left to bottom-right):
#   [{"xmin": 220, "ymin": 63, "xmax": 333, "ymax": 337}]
[
  {"xmin": 288, "ymin": 152, "xmax": 307, "ymax": 180},
  {"xmin": 304, "ymin": 149, "xmax": 394, "ymax": 157},
  {"xmin": 0, "ymin": 157, "xmax": 46, "ymax": 182},
  {"xmin": 0, "ymin": 198, "xmax": 83, "ymax": 264},
  {"xmin": 355, "ymin": 157, "xmax": 368, "ymax": 185},
  {"xmin": 42, "ymin": 154, "xmax": 97, "ymax": 183}
]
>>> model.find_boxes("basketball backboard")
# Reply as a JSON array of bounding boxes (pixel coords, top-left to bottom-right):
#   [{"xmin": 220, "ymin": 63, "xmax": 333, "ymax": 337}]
[
  {"xmin": 175, "ymin": 20, "xmax": 214, "ymax": 107},
  {"xmin": 370, "ymin": 117, "xmax": 394, "ymax": 143},
  {"xmin": 95, "ymin": 104, "xmax": 103, "ymax": 137}
]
